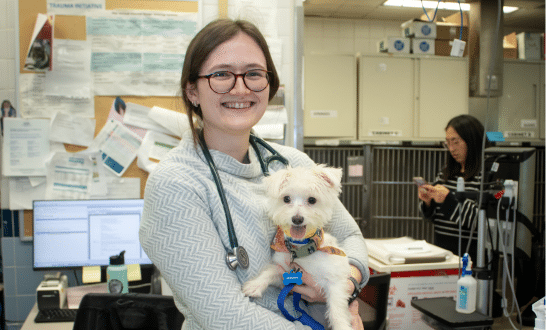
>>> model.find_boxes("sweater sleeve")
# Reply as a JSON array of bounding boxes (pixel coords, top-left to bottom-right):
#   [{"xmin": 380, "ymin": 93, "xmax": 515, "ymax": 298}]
[
  {"xmin": 329, "ymin": 199, "xmax": 370, "ymax": 287},
  {"xmin": 139, "ymin": 171, "xmax": 311, "ymax": 330}
]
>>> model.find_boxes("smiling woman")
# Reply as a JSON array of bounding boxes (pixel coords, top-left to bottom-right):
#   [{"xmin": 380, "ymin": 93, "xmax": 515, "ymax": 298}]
[{"xmin": 139, "ymin": 18, "xmax": 370, "ymax": 330}]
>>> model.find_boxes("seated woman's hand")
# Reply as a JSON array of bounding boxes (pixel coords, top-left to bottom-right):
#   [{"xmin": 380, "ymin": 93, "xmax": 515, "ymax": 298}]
[
  {"xmin": 428, "ymin": 184, "xmax": 450, "ymax": 203},
  {"xmin": 418, "ymin": 184, "xmax": 434, "ymax": 206}
]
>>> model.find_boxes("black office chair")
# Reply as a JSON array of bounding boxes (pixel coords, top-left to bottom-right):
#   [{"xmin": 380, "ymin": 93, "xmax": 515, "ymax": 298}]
[
  {"xmin": 357, "ymin": 272, "xmax": 391, "ymax": 330},
  {"xmin": 73, "ymin": 293, "xmax": 184, "ymax": 330}
]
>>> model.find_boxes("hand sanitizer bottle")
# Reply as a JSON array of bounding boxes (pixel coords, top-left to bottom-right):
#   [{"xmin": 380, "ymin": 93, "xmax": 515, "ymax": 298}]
[
  {"xmin": 456, "ymin": 253, "xmax": 477, "ymax": 313},
  {"xmin": 107, "ymin": 250, "xmax": 128, "ymax": 294}
]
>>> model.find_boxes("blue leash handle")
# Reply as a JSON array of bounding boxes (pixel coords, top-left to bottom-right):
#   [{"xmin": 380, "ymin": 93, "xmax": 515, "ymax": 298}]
[{"xmin": 277, "ymin": 284, "xmax": 325, "ymax": 330}]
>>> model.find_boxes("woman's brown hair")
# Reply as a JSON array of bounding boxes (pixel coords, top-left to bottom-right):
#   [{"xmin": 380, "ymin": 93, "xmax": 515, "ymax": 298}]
[{"xmin": 180, "ymin": 19, "xmax": 280, "ymax": 143}]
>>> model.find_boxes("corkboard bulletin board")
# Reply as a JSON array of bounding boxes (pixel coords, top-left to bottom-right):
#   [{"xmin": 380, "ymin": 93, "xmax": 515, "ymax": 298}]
[{"xmin": 19, "ymin": 0, "xmax": 198, "ymax": 238}]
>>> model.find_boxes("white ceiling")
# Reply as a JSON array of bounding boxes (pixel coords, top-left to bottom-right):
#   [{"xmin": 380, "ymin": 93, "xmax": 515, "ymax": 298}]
[{"xmin": 303, "ymin": 0, "xmax": 545, "ymax": 32}]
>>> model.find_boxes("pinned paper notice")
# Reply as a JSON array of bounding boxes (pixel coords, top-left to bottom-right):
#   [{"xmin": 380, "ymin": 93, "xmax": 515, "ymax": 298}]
[{"xmin": 127, "ymin": 264, "xmax": 142, "ymax": 282}]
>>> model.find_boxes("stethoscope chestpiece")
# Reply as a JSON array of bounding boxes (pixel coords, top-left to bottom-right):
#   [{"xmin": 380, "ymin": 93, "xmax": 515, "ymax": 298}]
[{"xmin": 226, "ymin": 246, "xmax": 249, "ymax": 271}]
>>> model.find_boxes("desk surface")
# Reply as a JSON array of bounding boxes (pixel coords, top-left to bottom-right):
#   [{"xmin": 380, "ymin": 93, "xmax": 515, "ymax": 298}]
[
  {"xmin": 411, "ymin": 297, "xmax": 494, "ymax": 328},
  {"xmin": 21, "ymin": 304, "xmax": 74, "ymax": 330}
]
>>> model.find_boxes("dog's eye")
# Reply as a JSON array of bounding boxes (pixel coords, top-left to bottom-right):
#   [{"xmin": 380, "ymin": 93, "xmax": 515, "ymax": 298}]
[
  {"xmin": 283, "ymin": 196, "xmax": 291, "ymax": 203},
  {"xmin": 308, "ymin": 197, "xmax": 317, "ymax": 205}
]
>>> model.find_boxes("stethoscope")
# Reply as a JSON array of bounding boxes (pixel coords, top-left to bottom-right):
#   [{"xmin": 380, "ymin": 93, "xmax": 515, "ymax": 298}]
[{"xmin": 198, "ymin": 132, "xmax": 289, "ymax": 271}]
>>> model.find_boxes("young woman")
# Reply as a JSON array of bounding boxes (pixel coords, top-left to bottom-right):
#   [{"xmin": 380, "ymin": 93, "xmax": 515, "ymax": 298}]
[
  {"xmin": 418, "ymin": 114, "xmax": 488, "ymax": 258},
  {"xmin": 139, "ymin": 19, "xmax": 369, "ymax": 329}
]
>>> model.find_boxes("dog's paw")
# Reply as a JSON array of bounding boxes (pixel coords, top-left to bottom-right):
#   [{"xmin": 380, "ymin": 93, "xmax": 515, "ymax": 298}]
[{"xmin": 242, "ymin": 279, "xmax": 268, "ymax": 297}]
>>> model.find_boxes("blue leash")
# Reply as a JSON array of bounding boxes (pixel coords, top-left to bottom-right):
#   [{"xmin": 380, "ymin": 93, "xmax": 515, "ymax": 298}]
[{"xmin": 277, "ymin": 283, "xmax": 325, "ymax": 330}]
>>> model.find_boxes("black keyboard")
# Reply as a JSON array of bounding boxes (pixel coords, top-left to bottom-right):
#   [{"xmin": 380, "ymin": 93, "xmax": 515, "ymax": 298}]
[{"xmin": 35, "ymin": 308, "xmax": 78, "ymax": 323}]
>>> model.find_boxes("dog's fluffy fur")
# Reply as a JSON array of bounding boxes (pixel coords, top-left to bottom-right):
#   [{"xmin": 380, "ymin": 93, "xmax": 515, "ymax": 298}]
[{"xmin": 243, "ymin": 164, "xmax": 353, "ymax": 330}]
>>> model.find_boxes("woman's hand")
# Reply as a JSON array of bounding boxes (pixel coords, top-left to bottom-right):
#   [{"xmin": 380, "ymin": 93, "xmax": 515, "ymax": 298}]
[
  {"xmin": 418, "ymin": 184, "xmax": 433, "ymax": 206},
  {"xmin": 419, "ymin": 184, "xmax": 450, "ymax": 204},
  {"xmin": 289, "ymin": 263, "xmax": 326, "ymax": 303},
  {"xmin": 428, "ymin": 184, "xmax": 450, "ymax": 203},
  {"xmin": 290, "ymin": 263, "xmax": 364, "ymax": 329},
  {"xmin": 349, "ymin": 300, "xmax": 364, "ymax": 330}
]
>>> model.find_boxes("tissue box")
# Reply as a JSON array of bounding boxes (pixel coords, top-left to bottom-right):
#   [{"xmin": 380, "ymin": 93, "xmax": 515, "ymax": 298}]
[
  {"xmin": 412, "ymin": 38, "xmax": 435, "ymax": 55},
  {"xmin": 378, "ymin": 37, "xmax": 411, "ymax": 54},
  {"xmin": 402, "ymin": 19, "xmax": 437, "ymax": 39}
]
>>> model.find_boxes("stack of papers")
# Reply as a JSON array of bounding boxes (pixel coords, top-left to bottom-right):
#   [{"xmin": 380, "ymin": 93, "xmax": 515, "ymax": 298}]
[{"xmin": 366, "ymin": 237, "xmax": 454, "ymax": 265}]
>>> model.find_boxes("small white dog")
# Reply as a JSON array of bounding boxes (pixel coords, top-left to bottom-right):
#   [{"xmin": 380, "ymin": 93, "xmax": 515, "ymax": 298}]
[{"xmin": 243, "ymin": 164, "xmax": 353, "ymax": 330}]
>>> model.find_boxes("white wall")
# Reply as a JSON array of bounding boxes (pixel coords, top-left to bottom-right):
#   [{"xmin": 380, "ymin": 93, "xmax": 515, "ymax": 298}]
[{"xmin": 0, "ymin": 0, "xmax": 17, "ymax": 106}]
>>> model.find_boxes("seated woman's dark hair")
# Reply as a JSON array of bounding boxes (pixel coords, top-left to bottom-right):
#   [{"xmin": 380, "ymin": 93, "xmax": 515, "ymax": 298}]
[{"xmin": 443, "ymin": 114, "xmax": 490, "ymax": 180}]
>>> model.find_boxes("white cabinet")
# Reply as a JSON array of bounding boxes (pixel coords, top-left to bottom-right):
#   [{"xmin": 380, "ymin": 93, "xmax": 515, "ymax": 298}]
[
  {"xmin": 358, "ymin": 56, "xmax": 415, "ymax": 139},
  {"xmin": 498, "ymin": 60, "xmax": 545, "ymax": 141},
  {"xmin": 418, "ymin": 57, "xmax": 469, "ymax": 138},
  {"xmin": 359, "ymin": 54, "xmax": 469, "ymax": 141},
  {"xmin": 303, "ymin": 54, "xmax": 357, "ymax": 139}
]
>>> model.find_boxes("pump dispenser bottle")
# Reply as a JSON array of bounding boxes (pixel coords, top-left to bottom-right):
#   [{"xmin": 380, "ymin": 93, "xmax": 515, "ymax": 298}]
[
  {"xmin": 107, "ymin": 250, "xmax": 128, "ymax": 294},
  {"xmin": 456, "ymin": 253, "xmax": 477, "ymax": 313}
]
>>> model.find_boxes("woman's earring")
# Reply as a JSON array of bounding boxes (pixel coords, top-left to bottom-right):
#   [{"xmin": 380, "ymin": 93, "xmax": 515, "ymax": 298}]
[{"xmin": 192, "ymin": 102, "xmax": 198, "ymax": 108}]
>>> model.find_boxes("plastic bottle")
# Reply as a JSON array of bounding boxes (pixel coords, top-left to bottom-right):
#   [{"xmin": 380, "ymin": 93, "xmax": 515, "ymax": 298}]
[
  {"xmin": 532, "ymin": 296, "xmax": 545, "ymax": 330},
  {"xmin": 456, "ymin": 253, "xmax": 477, "ymax": 313},
  {"xmin": 107, "ymin": 250, "xmax": 128, "ymax": 294}
]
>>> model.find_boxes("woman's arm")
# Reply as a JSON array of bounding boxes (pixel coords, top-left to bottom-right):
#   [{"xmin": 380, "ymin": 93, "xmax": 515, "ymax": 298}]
[
  {"xmin": 329, "ymin": 199, "xmax": 370, "ymax": 287},
  {"xmin": 139, "ymin": 172, "xmax": 311, "ymax": 330}
]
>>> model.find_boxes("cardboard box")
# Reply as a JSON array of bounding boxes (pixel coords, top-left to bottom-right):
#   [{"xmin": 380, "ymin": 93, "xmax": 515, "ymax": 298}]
[
  {"xmin": 368, "ymin": 256, "xmax": 460, "ymax": 330},
  {"xmin": 441, "ymin": 11, "xmax": 469, "ymax": 26},
  {"xmin": 378, "ymin": 37, "xmax": 411, "ymax": 54},
  {"xmin": 412, "ymin": 38, "xmax": 435, "ymax": 55},
  {"xmin": 436, "ymin": 23, "xmax": 469, "ymax": 41},
  {"xmin": 401, "ymin": 19, "xmax": 437, "ymax": 39},
  {"xmin": 503, "ymin": 32, "xmax": 518, "ymax": 59},
  {"xmin": 517, "ymin": 32, "xmax": 542, "ymax": 60},
  {"xmin": 435, "ymin": 39, "xmax": 468, "ymax": 57}
]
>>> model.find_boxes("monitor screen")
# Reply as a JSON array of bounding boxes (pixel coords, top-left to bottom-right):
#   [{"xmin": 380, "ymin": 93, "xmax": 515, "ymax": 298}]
[{"xmin": 33, "ymin": 199, "xmax": 152, "ymax": 269}]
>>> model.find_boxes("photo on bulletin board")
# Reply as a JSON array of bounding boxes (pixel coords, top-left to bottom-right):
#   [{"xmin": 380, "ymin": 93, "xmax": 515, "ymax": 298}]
[{"xmin": 1, "ymin": 99, "xmax": 19, "ymax": 135}]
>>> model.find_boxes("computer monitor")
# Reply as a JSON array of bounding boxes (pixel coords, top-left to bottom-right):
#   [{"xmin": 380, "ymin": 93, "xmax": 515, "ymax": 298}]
[{"xmin": 33, "ymin": 199, "xmax": 152, "ymax": 270}]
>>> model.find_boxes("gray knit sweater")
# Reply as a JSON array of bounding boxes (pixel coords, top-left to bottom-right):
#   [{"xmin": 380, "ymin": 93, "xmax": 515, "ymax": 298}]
[{"xmin": 139, "ymin": 131, "xmax": 369, "ymax": 330}]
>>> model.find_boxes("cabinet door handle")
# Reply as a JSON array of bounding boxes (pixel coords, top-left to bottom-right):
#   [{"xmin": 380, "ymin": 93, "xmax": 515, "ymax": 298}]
[{"xmin": 533, "ymin": 83, "xmax": 538, "ymax": 118}]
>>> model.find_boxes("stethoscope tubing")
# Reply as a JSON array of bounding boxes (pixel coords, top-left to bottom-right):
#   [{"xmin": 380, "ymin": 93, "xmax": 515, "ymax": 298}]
[
  {"xmin": 198, "ymin": 133, "xmax": 289, "ymax": 270},
  {"xmin": 249, "ymin": 135, "xmax": 289, "ymax": 175},
  {"xmin": 198, "ymin": 133, "xmax": 239, "ymax": 249}
]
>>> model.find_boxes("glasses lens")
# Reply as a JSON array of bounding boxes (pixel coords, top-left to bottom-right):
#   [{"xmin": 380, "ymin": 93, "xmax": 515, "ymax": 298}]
[
  {"xmin": 244, "ymin": 70, "xmax": 269, "ymax": 92},
  {"xmin": 209, "ymin": 71, "xmax": 236, "ymax": 93}
]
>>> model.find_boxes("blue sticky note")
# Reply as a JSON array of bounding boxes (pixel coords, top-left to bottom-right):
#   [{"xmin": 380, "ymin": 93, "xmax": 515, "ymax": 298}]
[
  {"xmin": 283, "ymin": 271, "xmax": 303, "ymax": 286},
  {"xmin": 486, "ymin": 132, "xmax": 505, "ymax": 142}
]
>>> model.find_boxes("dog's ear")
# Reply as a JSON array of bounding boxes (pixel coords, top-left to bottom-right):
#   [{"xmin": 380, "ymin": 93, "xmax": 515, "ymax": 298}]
[
  {"xmin": 263, "ymin": 167, "xmax": 292, "ymax": 197},
  {"xmin": 314, "ymin": 164, "xmax": 342, "ymax": 194}
]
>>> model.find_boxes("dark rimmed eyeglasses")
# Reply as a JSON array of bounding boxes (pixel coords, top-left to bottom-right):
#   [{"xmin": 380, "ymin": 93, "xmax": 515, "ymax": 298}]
[
  {"xmin": 198, "ymin": 69, "xmax": 271, "ymax": 94},
  {"xmin": 443, "ymin": 137, "xmax": 463, "ymax": 149}
]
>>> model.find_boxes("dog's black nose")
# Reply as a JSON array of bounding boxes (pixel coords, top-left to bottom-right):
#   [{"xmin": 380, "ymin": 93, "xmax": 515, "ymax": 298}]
[{"xmin": 292, "ymin": 215, "xmax": 304, "ymax": 225}]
